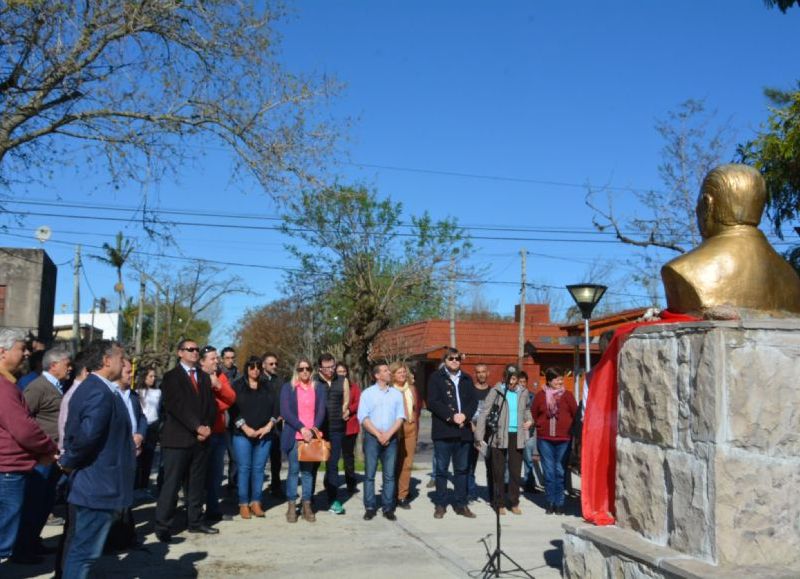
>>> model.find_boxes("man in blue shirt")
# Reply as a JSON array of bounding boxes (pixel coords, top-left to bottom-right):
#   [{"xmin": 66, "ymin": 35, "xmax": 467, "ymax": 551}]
[{"xmin": 357, "ymin": 362, "xmax": 405, "ymax": 521}]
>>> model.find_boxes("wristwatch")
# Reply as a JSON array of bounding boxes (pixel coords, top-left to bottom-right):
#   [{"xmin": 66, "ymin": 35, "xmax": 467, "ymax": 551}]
[{"xmin": 235, "ymin": 418, "xmax": 246, "ymax": 430}]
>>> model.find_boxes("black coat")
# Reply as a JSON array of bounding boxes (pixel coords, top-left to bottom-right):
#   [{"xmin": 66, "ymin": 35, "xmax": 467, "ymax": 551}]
[
  {"xmin": 159, "ymin": 364, "xmax": 216, "ymax": 448},
  {"xmin": 427, "ymin": 367, "xmax": 478, "ymax": 442}
]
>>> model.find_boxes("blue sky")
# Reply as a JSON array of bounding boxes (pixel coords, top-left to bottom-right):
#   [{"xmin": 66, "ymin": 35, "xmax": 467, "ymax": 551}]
[{"xmin": 2, "ymin": 1, "xmax": 799, "ymax": 345}]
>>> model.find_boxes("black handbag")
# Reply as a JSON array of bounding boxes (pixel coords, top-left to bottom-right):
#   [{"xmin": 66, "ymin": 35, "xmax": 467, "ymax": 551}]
[{"xmin": 485, "ymin": 390, "xmax": 507, "ymax": 436}]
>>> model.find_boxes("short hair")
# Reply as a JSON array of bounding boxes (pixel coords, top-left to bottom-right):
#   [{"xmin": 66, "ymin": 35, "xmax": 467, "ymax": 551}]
[
  {"xmin": 442, "ymin": 347, "xmax": 461, "ymax": 361},
  {"xmin": 72, "ymin": 349, "xmax": 91, "ymax": 379},
  {"xmin": 372, "ymin": 360, "xmax": 389, "ymax": 378},
  {"xmin": 261, "ymin": 351, "xmax": 278, "ymax": 362},
  {"xmin": 176, "ymin": 338, "xmax": 196, "ymax": 351},
  {"xmin": 518, "ymin": 371, "xmax": 529, "ymax": 381},
  {"xmin": 0, "ymin": 327, "xmax": 27, "ymax": 351},
  {"xmin": 200, "ymin": 345, "xmax": 217, "ymax": 360},
  {"xmin": 544, "ymin": 367, "xmax": 564, "ymax": 383},
  {"xmin": 317, "ymin": 352, "xmax": 335, "ymax": 367},
  {"xmin": 474, "ymin": 362, "xmax": 488, "ymax": 370},
  {"xmin": 702, "ymin": 164, "xmax": 766, "ymax": 227},
  {"xmin": 82, "ymin": 340, "xmax": 122, "ymax": 373},
  {"xmin": 43, "ymin": 346, "xmax": 71, "ymax": 370},
  {"xmin": 221, "ymin": 347, "xmax": 235, "ymax": 356}
]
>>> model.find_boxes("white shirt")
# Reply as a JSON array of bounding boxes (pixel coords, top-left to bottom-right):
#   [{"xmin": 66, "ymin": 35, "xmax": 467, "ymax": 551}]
[{"xmin": 448, "ymin": 370, "xmax": 462, "ymax": 412}]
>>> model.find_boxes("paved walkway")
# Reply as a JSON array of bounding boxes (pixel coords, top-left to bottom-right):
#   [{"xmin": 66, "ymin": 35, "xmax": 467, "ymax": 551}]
[{"xmin": 7, "ymin": 416, "xmax": 580, "ymax": 578}]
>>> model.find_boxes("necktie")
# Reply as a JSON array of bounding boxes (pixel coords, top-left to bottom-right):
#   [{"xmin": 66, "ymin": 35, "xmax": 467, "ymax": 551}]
[{"xmin": 189, "ymin": 368, "xmax": 199, "ymax": 393}]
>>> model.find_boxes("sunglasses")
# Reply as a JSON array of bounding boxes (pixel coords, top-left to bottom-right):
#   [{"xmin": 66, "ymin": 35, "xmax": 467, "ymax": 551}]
[
  {"xmin": 181, "ymin": 347, "xmax": 200, "ymax": 353},
  {"xmin": 446, "ymin": 356, "xmax": 461, "ymax": 362},
  {"xmin": 296, "ymin": 366, "xmax": 312, "ymax": 372}
]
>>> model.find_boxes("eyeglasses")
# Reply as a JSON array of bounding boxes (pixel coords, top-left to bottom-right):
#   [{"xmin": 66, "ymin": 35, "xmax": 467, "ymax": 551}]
[
  {"xmin": 296, "ymin": 366, "xmax": 312, "ymax": 372},
  {"xmin": 266, "ymin": 362, "xmax": 277, "ymax": 366},
  {"xmin": 320, "ymin": 365, "xmax": 335, "ymax": 371},
  {"xmin": 446, "ymin": 356, "xmax": 461, "ymax": 362},
  {"xmin": 181, "ymin": 347, "xmax": 200, "ymax": 353}
]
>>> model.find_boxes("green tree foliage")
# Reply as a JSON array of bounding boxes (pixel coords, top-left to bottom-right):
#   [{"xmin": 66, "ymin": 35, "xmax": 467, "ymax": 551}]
[
  {"xmin": 280, "ymin": 186, "xmax": 471, "ymax": 382},
  {"xmin": 739, "ymin": 84, "xmax": 800, "ymax": 234},
  {"xmin": 0, "ymin": 1, "xmax": 336, "ymax": 197},
  {"xmin": 91, "ymin": 231, "xmax": 134, "ymax": 310},
  {"xmin": 763, "ymin": 0, "xmax": 800, "ymax": 12}
]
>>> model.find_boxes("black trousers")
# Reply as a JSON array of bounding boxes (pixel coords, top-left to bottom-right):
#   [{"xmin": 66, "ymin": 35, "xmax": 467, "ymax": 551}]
[
  {"xmin": 490, "ymin": 433, "xmax": 523, "ymax": 509},
  {"xmin": 155, "ymin": 443, "xmax": 209, "ymax": 531},
  {"xmin": 342, "ymin": 433, "xmax": 359, "ymax": 488},
  {"xmin": 270, "ymin": 431, "xmax": 282, "ymax": 491}
]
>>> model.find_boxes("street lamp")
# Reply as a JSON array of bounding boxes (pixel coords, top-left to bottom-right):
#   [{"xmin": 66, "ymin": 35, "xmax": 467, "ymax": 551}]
[{"xmin": 566, "ymin": 283, "xmax": 607, "ymax": 373}]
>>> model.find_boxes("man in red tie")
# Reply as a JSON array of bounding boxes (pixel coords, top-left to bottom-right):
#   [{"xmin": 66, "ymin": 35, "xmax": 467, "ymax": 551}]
[{"xmin": 154, "ymin": 340, "xmax": 217, "ymax": 543}]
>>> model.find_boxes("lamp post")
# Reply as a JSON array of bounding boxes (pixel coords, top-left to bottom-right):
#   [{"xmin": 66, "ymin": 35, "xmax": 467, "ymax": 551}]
[{"xmin": 566, "ymin": 283, "xmax": 607, "ymax": 373}]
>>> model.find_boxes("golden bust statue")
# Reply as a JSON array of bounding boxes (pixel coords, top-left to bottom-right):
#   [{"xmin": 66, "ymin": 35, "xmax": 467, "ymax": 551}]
[{"xmin": 661, "ymin": 164, "xmax": 800, "ymax": 317}]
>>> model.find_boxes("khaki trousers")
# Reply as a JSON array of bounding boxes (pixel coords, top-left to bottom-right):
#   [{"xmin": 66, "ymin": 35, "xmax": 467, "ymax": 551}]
[{"xmin": 396, "ymin": 421, "xmax": 418, "ymax": 500}]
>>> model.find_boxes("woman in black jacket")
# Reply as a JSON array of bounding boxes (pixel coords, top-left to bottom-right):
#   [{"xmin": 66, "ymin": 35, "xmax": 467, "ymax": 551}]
[{"xmin": 229, "ymin": 357, "xmax": 280, "ymax": 519}]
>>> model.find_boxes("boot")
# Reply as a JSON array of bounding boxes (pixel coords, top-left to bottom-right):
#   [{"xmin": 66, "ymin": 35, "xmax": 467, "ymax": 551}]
[
  {"xmin": 301, "ymin": 501, "xmax": 316, "ymax": 523},
  {"xmin": 250, "ymin": 502, "xmax": 265, "ymax": 517},
  {"xmin": 286, "ymin": 501, "xmax": 298, "ymax": 523},
  {"xmin": 239, "ymin": 504, "xmax": 251, "ymax": 519}
]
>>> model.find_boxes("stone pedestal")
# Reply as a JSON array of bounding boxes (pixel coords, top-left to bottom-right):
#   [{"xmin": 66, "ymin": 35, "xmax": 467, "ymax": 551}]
[{"xmin": 564, "ymin": 319, "xmax": 800, "ymax": 578}]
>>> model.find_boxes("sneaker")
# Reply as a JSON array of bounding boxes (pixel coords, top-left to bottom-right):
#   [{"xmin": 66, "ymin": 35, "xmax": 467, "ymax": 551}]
[{"xmin": 328, "ymin": 500, "xmax": 345, "ymax": 515}]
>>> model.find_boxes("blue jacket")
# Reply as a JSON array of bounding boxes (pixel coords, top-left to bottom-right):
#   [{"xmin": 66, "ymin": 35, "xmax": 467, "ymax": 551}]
[
  {"xmin": 61, "ymin": 374, "xmax": 136, "ymax": 510},
  {"xmin": 279, "ymin": 381, "xmax": 327, "ymax": 453}
]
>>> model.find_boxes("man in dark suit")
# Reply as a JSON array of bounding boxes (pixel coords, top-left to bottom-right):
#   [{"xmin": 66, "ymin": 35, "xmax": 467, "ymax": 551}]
[
  {"xmin": 155, "ymin": 339, "xmax": 217, "ymax": 542},
  {"xmin": 59, "ymin": 340, "xmax": 135, "ymax": 578},
  {"xmin": 427, "ymin": 347, "xmax": 478, "ymax": 519}
]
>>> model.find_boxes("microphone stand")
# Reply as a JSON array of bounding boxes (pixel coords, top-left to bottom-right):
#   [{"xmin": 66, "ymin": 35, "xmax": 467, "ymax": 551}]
[{"xmin": 479, "ymin": 385, "xmax": 534, "ymax": 579}]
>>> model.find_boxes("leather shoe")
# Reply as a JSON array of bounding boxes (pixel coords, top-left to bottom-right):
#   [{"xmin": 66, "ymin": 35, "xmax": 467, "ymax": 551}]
[
  {"xmin": 188, "ymin": 524, "xmax": 219, "ymax": 535},
  {"xmin": 433, "ymin": 505, "xmax": 446, "ymax": 519},
  {"xmin": 545, "ymin": 504, "xmax": 555, "ymax": 515},
  {"xmin": 455, "ymin": 506, "xmax": 477, "ymax": 518},
  {"xmin": 206, "ymin": 512, "xmax": 233, "ymax": 522},
  {"xmin": 397, "ymin": 498, "xmax": 411, "ymax": 510},
  {"xmin": 363, "ymin": 509, "xmax": 377, "ymax": 520},
  {"xmin": 383, "ymin": 510, "xmax": 397, "ymax": 521},
  {"xmin": 156, "ymin": 529, "xmax": 172, "ymax": 543}
]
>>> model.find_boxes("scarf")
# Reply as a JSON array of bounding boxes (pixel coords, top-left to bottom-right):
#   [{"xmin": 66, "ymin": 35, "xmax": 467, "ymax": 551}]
[
  {"xmin": 544, "ymin": 384, "xmax": 565, "ymax": 418},
  {"xmin": 393, "ymin": 382, "xmax": 415, "ymax": 424}
]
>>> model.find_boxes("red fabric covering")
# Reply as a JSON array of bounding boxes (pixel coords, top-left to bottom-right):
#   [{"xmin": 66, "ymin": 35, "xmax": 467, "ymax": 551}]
[{"xmin": 580, "ymin": 310, "xmax": 700, "ymax": 526}]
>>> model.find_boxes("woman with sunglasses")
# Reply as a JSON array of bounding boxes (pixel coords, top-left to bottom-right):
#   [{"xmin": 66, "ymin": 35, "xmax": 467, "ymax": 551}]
[
  {"xmin": 229, "ymin": 357, "xmax": 280, "ymax": 519},
  {"xmin": 475, "ymin": 364, "xmax": 533, "ymax": 515},
  {"xmin": 279, "ymin": 357, "xmax": 327, "ymax": 523}
]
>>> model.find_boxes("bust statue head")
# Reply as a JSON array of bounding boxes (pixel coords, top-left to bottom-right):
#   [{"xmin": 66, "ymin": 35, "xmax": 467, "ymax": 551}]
[{"xmin": 697, "ymin": 164, "xmax": 766, "ymax": 238}]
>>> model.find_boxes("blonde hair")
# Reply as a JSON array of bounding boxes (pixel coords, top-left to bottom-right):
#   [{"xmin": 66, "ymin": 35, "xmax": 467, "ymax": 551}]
[
  {"xmin": 291, "ymin": 356, "xmax": 313, "ymax": 387},
  {"xmin": 389, "ymin": 361, "xmax": 410, "ymax": 386}
]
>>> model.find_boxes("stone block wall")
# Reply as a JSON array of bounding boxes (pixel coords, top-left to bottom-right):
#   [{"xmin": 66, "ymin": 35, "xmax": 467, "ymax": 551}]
[{"xmin": 614, "ymin": 320, "xmax": 800, "ymax": 568}]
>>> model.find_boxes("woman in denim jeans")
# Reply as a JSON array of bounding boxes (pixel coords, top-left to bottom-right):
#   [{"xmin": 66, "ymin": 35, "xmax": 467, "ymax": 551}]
[
  {"xmin": 279, "ymin": 358, "xmax": 327, "ymax": 523},
  {"xmin": 531, "ymin": 367, "xmax": 577, "ymax": 515},
  {"xmin": 230, "ymin": 357, "xmax": 279, "ymax": 519}
]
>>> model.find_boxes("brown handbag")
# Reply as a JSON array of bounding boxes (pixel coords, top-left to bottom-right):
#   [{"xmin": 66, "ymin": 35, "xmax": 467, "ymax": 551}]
[{"xmin": 297, "ymin": 429, "xmax": 331, "ymax": 463}]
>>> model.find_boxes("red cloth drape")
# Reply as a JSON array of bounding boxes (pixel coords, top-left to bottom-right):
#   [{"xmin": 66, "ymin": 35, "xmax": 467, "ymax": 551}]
[{"xmin": 580, "ymin": 310, "xmax": 700, "ymax": 526}]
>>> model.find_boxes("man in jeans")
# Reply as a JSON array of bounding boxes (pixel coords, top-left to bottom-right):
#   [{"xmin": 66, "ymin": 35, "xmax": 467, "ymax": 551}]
[
  {"xmin": 59, "ymin": 340, "xmax": 135, "ymax": 577},
  {"xmin": 357, "ymin": 362, "xmax": 405, "ymax": 521},
  {"xmin": 427, "ymin": 348, "xmax": 478, "ymax": 519},
  {"xmin": 0, "ymin": 328, "xmax": 58, "ymax": 564}
]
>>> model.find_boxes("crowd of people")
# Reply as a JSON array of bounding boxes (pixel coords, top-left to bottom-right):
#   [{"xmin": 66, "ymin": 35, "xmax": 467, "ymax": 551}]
[{"xmin": 0, "ymin": 328, "xmax": 581, "ymax": 578}]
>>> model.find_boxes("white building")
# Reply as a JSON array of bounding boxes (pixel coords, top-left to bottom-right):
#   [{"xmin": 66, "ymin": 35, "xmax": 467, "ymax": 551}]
[{"xmin": 52, "ymin": 312, "xmax": 123, "ymax": 342}]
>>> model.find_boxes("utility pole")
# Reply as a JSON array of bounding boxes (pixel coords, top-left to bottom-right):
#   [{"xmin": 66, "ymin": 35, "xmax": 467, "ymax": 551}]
[
  {"xmin": 518, "ymin": 249, "xmax": 526, "ymax": 369},
  {"xmin": 448, "ymin": 254, "xmax": 456, "ymax": 348},
  {"xmin": 135, "ymin": 274, "xmax": 145, "ymax": 355},
  {"xmin": 89, "ymin": 298, "xmax": 96, "ymax": 342},
  {"xmin": 153, "ymin": 289, "xmax": 159, "ymax": 353},
  {"xmin": 72, "ymin": 245, "xmax": 81, "ymax": 355}
]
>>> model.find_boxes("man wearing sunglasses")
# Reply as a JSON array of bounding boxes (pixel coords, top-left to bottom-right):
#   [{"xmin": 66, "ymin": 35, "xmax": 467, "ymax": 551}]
[
  {"xmin": 261, "ymin": 352, "xmax": 284, "ymax": 500},
  {"xmin": 155, "ymin": 340, "xmax": 218, "ymax": 543},
  {"xmin": 427, "ymin": 347, "xmax": 478, "ymax": 519}
]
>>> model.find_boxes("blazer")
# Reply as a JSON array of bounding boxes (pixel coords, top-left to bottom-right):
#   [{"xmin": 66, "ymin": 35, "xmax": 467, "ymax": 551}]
[
  {"xmin": 427, "ymin": 367, "xmax": 478, "ymax": 442},
  {"xmin": 22, "ymin": 374, "xmax": 63, "ymax": 443},
  {"xmin": 128, "ymin": 390, "xmax": 148, "ymax": 436},
  {"xmin": 61, "ymin": 374, "xmax": 136, "ymax": 510},
  {"xmin": 279, "ymin": 381, "xmax": 327, "ymax": 454},
  {"xmin": 159, "ymin": 364, "xmax": 217, "ymax": 448}
]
